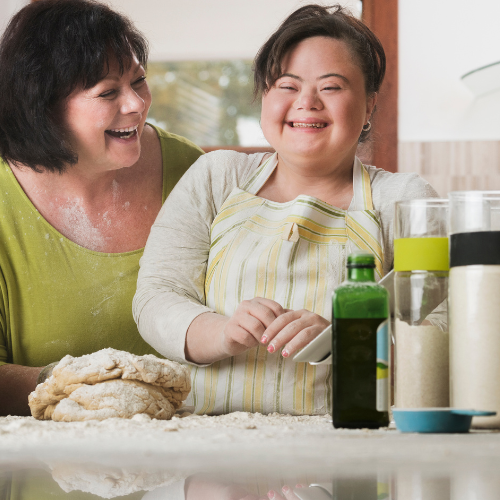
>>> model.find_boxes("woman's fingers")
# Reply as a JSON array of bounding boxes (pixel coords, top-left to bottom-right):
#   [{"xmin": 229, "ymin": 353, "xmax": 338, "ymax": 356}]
[
  {"xmin": 278, "ymin": 325, "xmax": 322, "ymax": 357},
  {"xmin": 221, "ymin": 298, "xmax": 287, "ymax": 356},
  {"xmin": 268, "ymin": 490, "xmax": 285, "ymax": 500},
  {"xmin": 268, "ymin": 486, "xmax": 302, "ymax": 500},
  {"xmin": 280, "ymin": 485, "xmax": 302, "ymax": 500},
  {"xmin": 223, "ymin": 299, "xmax": 328, "ymax": 359},
  {"xmin": 247, "ymin": 297, "xmax": 286, "ymax": 324},
  {"xmin": 238, "ymin": 312, "xmax": 268, "ymax": 339},
  {"xmin": 237, "ymin": 298, "xmax": 286, "ymax": 338},
  {"xmin": 261, "ymin": 309, "xmax": 330, "ymax": 357},
  {"xmin": 260, "ymin": 310, "xmax": 298, "ymax": 344}
]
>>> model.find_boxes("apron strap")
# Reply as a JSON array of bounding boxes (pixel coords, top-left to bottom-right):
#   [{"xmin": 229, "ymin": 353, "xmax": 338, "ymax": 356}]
[
  {"xmin": 244, "ymin": 154, "xmax": 373, "ymax": 213},
  {"xmin": 351, "ymin": 157, "xmax": 375, "ymax": 211},
  {"xmin": 241, "ymin": 153, "xmax": 278, "ymax": 195}
]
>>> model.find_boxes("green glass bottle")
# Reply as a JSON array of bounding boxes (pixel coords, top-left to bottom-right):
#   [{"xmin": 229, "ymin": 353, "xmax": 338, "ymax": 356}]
[{"xmin": 332, "ymin": 251, "xmax": 390, "ymax": 429}]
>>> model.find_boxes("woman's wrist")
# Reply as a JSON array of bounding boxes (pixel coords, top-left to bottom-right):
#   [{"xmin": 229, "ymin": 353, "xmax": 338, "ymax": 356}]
[{"xmin": 185, "ymin": 313, "xmax": 230, "ymax": 364}]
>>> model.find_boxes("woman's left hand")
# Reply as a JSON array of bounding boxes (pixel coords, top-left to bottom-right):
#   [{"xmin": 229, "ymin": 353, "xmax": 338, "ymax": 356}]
[
  {"xmin": 260, "ymin": 309, "xmax": 330, "ymax": 358},
  {"xmin": 268, "ymin": 484, "xmax": 308, "ymax": 500}
]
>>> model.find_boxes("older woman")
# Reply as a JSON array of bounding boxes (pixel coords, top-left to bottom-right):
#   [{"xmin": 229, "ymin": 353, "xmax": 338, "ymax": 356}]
[
  {"xmin": 0, "ymin": 0, "xmax": 203, "ymax": 416},
  {"xmin": 133, "ymin": 4, "xmax": 438, "ymax": 415}
]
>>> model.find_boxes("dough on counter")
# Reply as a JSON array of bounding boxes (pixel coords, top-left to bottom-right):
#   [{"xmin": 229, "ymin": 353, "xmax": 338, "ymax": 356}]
[{"xmin": 28, "ymin": 348, "xmax": 191, "ymax": 421}]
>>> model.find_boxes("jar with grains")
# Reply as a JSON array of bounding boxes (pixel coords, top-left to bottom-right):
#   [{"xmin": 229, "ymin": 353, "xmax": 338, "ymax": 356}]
[
  {"xmin": 393, "ymin": 199, "xmax": 449, "ymax": 409},
  {"xmin": 449, "ymin": 191, "xmax": 500, "ymax": 428}
]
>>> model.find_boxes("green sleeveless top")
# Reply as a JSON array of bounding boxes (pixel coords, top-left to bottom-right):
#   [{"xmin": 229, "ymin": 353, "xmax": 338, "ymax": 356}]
[{"xmin": 0, "ymin": 125, "xmax": 203, "ymax": 367}]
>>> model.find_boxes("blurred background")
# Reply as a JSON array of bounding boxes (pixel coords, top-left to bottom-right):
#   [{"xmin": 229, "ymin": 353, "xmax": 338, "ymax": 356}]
[{"xmin": 2, "ymin": 0, "xmax": 500, "ymax": 195}]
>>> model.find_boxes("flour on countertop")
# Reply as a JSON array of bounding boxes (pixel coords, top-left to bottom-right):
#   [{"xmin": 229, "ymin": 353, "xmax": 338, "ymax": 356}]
[
  {"xmin": 4, "ymin": 411, "xmax": 500, "ymax": 481},
  {"xmin": 0, "ymin": 411, "xmax": 332, "ymax": 441}
]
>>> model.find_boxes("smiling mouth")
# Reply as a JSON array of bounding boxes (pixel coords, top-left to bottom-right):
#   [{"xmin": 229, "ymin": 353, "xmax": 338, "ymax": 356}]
[
  {"xmin": 105, "ymin": 125, "xmax": 138, "ymax": 139},
  {"xmin": 290, "ymin": 122, "xmax": 327, "ymax": 128}
]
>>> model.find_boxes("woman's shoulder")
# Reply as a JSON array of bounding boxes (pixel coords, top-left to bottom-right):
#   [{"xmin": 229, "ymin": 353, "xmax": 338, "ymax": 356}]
[
  {"xmin": 195, "ymin": 149, "xmax": 266, "ymax": 176},
  {"xmin": 148, "ymin": 123, "xmax": 200, "ymax": 149},
  {"xmin": 147, "ymin": 124, "xmax": 204, "ymax": 161},
  {"xmin": 163, "ymin": 149, "xmax": 268, "ymax": 213},
  {"xmin": 364, "ymin": 164, "xmax": 440, "ymax": 207},
  {"xmin": 180, "ymin": 149, "xmax": 267, "ymax": 193}
]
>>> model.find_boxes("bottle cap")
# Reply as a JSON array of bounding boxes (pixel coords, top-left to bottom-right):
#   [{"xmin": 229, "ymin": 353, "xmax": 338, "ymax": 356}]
[{"xmin": 347, "ymin": 251, "xmax": 375, "ymax": 268}]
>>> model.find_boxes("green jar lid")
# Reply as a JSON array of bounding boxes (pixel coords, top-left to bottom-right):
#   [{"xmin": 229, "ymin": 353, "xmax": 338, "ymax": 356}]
[
  {"xmin": 394, "ymin": 237, "xmax": 449, "ymax": 271},
  {"xmin": 347, "ymin": 251, "xmax": 375, "ymax": 268}
]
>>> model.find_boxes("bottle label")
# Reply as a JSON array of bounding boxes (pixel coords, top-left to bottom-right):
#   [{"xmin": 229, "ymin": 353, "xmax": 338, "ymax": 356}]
[{"xmin": 376, "ymin": 319, "xmax": 390, "ymax": 412}]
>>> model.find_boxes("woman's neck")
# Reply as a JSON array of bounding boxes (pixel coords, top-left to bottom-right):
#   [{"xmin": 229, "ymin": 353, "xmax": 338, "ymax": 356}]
[
  {"xmin": 257, "ymin": 153, "xmax": 355, "ymax": 209},
  {"xmin": 7, "ymin": 126, "xmax": 163, "ymax": 253},
  {"xmin": 11, "ymin": 162, "xmax": 132, "ymax": 207}
]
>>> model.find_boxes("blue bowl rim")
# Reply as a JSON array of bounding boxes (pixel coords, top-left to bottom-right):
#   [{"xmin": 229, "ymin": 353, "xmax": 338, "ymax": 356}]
[{"xmin": 392, "ymin": 408, "xmax": 496, "ymax": 417}]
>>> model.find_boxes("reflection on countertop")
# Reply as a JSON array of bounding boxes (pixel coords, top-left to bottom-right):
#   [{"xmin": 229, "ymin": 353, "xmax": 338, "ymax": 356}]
[
  {"xmin": 1, "ymin": 412, "xmax": 500, "ymax": 499},
  {"xmin": 3, "ymin": 462, "xmax": 500, "ymax": 500}
]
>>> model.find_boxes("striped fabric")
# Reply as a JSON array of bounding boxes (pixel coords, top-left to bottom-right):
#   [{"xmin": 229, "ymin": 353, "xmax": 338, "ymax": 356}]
[{"xmin": 185, "ymin": 154, "xmax": 384, "ymax": 415}]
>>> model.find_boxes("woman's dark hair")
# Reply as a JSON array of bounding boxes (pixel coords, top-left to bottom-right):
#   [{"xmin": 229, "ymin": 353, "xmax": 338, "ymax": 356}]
[
  {"xmin": 253, "ymin": 4, "xmax": 386, "ymax": 142},
  {"xmin": 0, "ymin": 0, "xmax": 149, "ymax": 173}
]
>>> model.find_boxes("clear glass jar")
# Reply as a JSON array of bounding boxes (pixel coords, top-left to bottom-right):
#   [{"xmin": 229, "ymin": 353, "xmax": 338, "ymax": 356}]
[
  {"xmin": 393, "ymin": 199, "xmax": 449, "ymax": 408},
  {"xmin": 449, "ymin": 191, "xmax": 500, "ymax": 428}
]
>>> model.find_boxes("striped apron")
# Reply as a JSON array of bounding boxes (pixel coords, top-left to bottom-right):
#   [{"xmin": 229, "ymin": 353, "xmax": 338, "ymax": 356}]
[{"xmin": 186, "ymin": 154, "xmax": 384, "ymax": 415}]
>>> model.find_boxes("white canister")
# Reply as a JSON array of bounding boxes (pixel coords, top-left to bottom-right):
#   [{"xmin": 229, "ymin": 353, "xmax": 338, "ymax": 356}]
[
  {"xmin": 394, "ymin": 199, "xmax": 449, "ymax": 409},
  {"xmin": 449, "ymin": 191, "xmax": 500, "ymax": 428}
]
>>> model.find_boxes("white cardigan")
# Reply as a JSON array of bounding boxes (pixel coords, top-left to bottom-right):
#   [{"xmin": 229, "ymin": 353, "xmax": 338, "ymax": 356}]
[{"xmin": 133, "ymin": 150, "xmax": 438, "ymax": 364}]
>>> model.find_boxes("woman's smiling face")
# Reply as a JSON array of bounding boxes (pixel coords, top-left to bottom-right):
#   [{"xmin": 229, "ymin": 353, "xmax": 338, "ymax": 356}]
[
  {"xmin": 260, "ymin": 36, "xmax": 376, "ymax": 169},
  {"xmin": 61, "ymin": 54, "xmax": 151, "ymax": 176}
]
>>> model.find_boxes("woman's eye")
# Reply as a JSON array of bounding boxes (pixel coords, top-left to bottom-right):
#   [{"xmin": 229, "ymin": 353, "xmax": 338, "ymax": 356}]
[
  {"xmin": 99, "ymin": 89, "xmax": 116, "ymax": 98},
  {"xmin": 133, "ymin": 76, "xmax": 147, "ymax": 86}
]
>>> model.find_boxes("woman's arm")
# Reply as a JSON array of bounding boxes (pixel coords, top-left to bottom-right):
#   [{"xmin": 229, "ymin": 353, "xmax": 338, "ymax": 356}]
[
  {"xmin": 134, "ymin": 151, "xmax": 332, "ymax": 365},
  {"xmin": 186, "ymin": 305, "xmax": 330, "ymax": 364},
  {"xmin": 133, "ymin": 151, "xmax": 266, "ymax": 364},
  {"xmin": 0, "ymin": 364, "xmax": 42, "ymax": 416},
  {"xmin": 185, "ymin": 298, "xmax": 286, "ymax": 364}
]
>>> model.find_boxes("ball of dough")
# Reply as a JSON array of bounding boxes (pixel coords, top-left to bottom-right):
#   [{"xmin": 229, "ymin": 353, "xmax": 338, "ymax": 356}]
[{"xmin": 28, "ymin": 348, "xmax": 191, "ymax": 421}]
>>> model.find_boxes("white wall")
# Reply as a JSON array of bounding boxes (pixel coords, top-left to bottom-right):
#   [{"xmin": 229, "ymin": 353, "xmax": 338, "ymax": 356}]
[
  {"xmin": 0, "ymin": 0, "xmax": 27, "ymax": 36},
  {"xmin": 399, "ymin": 0, "xmax": 500, "ymax": 141},
  {"xmin": 1, "ymin": 0, "xmax": 361, "ymax": 61},
  {"xmin": 106, "ymin": 0, "xmax": 361, "ymax": 61}
]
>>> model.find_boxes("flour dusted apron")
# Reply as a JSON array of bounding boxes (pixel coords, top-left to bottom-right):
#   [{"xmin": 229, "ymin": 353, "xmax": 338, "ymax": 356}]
[{"xmin": 186, "ymin": 154, "xmax": 384, "ymax": 415}]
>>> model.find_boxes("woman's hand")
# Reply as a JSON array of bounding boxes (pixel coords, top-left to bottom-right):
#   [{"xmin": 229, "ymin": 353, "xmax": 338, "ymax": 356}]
[
  {"xmin": 0, "ymin": 364, "xmax": 43, "ymax": 416},
  {"xmin": 260, "ymin": 309, "xmax": 330, "ymax": 358},
  {"xmin": 220, "ymin": 298, "xmax": 286, "ymax": 357},
  {"xmin": 268, "ymin": 484, "xmax": 308, "ymax": 500},
  {"xmin": 186, "ymin": 300, "xmax": 325, "ymax": 364},
  {"xmin": 185, "ymin": 475, "xmax": 267, "ymax": 500}
]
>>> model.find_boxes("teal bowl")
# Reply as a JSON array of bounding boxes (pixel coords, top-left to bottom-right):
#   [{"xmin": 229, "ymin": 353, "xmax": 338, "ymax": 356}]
[{"xmin": 392, "ymin": 408, "xmax": 496, "ymax": 433}]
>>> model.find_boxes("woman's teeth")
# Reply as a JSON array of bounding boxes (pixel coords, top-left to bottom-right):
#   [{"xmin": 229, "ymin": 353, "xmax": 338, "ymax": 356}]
[
  {"xmin": 106, "ymin": 126, "xmax": 138, "ymax": 139},
  {"xmin": 291, "ymin": 122, "xmax": 326, "ymax": 128}
]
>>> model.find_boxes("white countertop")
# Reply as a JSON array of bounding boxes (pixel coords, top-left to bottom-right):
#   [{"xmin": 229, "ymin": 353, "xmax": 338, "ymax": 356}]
[{"xmin": 2, "ymin": 413, "xmax": 500, "ymax": 499}]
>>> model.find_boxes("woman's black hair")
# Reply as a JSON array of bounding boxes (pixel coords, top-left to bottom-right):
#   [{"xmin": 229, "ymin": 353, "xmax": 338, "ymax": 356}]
[
  {"xmin": 253, "ymin": 4, "xmax": 386, "ymax": 142},
  {"xmin": 0, "ymin": 0, "xmax": 149, "ymax": 173}
]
